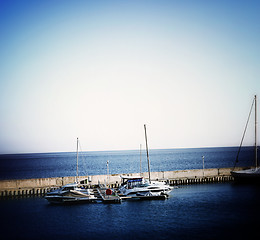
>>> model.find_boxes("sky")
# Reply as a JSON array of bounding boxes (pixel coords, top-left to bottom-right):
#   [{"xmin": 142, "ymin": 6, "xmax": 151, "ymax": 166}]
[{"xmin": 0, "ymin": 0, "xmax": 259, "ymax": 154}]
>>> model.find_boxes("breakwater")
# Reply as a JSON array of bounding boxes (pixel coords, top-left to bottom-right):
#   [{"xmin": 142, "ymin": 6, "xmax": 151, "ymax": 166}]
[{"xmin": 0, "ymin": 167, "xmax": 246, "ymax": 198}]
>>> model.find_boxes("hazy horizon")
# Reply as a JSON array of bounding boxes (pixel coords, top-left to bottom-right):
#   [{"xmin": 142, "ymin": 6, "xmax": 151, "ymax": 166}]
[{"xmin": 0, "ymin": 144, "xmax": 258, "ymax": 155}]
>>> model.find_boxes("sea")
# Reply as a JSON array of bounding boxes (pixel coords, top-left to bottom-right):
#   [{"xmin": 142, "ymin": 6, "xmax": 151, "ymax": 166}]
[
  {"xmin": 0, "ymin": 147, "xmax": 256, "ymax": 180},
  {"xmin": 0, "ymin": 147, "xmax": 259, "ymax": 240}
]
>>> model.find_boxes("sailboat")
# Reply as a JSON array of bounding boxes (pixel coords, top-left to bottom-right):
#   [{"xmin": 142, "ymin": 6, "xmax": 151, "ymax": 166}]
[
  {"xmin": 45, "ymin": 138, "xmax": 96, "ymax": 204},
  {"xmin": 118, "ymin": 125, "xmax": 173, "ymax": 197},
  {"xmin": 231, "ymin": 95, "xmax": 260, "ymax": 182}
]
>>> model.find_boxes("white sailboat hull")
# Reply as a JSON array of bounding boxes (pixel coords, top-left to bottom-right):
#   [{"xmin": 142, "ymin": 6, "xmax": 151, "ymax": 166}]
[
  {"xmin": 231, "ymin": 168, "xmax": 260, "ymax": 182},
  {"xmin": 45, "ymin": 188, "xmax": 97, "ymax": 204},
  {"xmin": 45, "ymin": 195, "xmax": 97, "ymax": 204}
]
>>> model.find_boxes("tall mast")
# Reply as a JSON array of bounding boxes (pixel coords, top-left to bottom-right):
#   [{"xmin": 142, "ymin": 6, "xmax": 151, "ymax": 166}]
[
  {"xmin": 144, "ymin": 124, "xmax": 151, "ymax": 183},
  {"xmin": 255, "ymin": 95, "xmax": 258, "ymax": 168},
  {"xmin": 76, "ymin": 137, "xmax": 79, "ymax": 183},
  {"xmin": 140, "ymin": 144, "xmax": 142, "ymax": 176}
]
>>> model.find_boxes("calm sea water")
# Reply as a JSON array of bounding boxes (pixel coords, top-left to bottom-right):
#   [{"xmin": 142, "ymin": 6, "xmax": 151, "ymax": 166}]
[
  {"xmin": 0, "ymin": 147, "xmax": 259, "ymax": 240},
  {"xmin": 0, "ymin": 147, "xmax": 256, "ymax": 180},
  {"xmin": 0, "ymin": 183, "xmax": 259, "ymax": 240}
]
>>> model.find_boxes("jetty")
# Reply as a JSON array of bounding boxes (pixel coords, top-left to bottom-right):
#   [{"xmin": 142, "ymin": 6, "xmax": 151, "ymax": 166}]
[
  {"xmin": 96, "ymin": 185, "xmax": 121, "ymax": 203},
  {"xmin": 0, "ymin": 167, "xmax": 248, "ymax": 198}
]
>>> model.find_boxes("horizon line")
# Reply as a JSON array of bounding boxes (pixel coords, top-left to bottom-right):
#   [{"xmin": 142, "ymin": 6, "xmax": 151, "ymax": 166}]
[{"xmin": 0, "ymin": 145, "xmax": 258, "ymax": 155}]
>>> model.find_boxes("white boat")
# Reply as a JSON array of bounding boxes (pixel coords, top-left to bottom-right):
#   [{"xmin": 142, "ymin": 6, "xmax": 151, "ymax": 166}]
[
  {"xmin": 231, "ymin": 95, "xmax": 260, "ymax": 182},
  {"xmin": 118, "ymin": 125, "xmax": 173, "ymax": 197},
  {"xmin": 117, "ymin": 176, "xmax": 172, "ymax": 196},
  {"xmin": 45, "ymin": 138, "xmax": 95, "ymax": 204},
  {"xmin": 45, "ymin": 183, "xmax": 96, "ymax": 204},
  {"xmin": 231, "ymin": 168, "xmax": 260, "ymax": 181}
]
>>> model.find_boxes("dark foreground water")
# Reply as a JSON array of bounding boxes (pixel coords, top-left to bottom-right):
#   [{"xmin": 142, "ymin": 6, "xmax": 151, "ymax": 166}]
[
  {"xmin": 0, "ymin": 147, "xmax": 256, "ymax": 180},
  {"xmin": 1, "ymin": 183, "xmax": 259, "ymax": 240}
]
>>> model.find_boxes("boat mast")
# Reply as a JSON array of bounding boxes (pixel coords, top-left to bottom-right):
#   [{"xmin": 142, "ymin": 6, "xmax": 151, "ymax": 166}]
[
  {"xmin": 140, "ymin": 144, "xmax": 142, "ymax": 176},
  {"xmin": 144, "ymin": 124, "xmax": 151, "ymax": 183},
  {"xmin": 76, "ymin": 137, "xmax": 79, "ymax": 183},
  {"xmin": 255, "ymin": 95, "xmax": 258, "ymax": 168},
  {"xmin": 233, "ymin": 96, "xmax": 255, "ymax": 169}
]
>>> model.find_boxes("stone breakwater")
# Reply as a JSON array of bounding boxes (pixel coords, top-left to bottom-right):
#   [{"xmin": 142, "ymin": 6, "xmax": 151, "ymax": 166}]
[{"xmin": 0, "ymin": 167, "xmax": 247, "ymax": 198}]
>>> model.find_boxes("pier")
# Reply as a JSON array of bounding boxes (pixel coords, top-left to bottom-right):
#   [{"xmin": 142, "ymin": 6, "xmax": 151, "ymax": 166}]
[
  {"xmin": 0, "ymin": 167, "xmax": 248, "ymax": 198},
  {"xmin": 97, "ymin": 185, "xmax": 121, "ymax": 203}
]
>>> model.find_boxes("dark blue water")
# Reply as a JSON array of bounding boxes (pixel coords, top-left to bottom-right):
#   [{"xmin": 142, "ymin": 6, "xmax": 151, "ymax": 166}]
[
  {"xmin": 0, "ymin": 147, "xmax": 256, "ymax": 180},
  {"xmin": 0, "ymin": 147, "xmax": 259, "ymax": 239},
  {"xmin": 1, "ymin": 183, "xmax": 259, "ymax": 240}
]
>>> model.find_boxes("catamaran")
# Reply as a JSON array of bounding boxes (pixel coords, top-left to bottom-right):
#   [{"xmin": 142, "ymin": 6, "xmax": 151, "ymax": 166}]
[
  {"xmin": 45, "ymin": 138, "xmax": 96, "ymax": 204},
  {"xmin": 231, "ymin": 95, "xmax": 260, "ymax": 182},
  {"xmin": 118, "ymin": 125, "xmax": 173, "ymax": 197}
]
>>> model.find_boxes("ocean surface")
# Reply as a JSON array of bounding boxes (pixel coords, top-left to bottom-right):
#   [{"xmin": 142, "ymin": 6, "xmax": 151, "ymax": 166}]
[
  {"xmin": 1, "ymin": 183, "xmax": 259, "ymax": 240},
  {"xmin": 0, "ymin": 147, "xmax": 259, "ymax": 240},
  {"xmin": 0, "ymin": 147, "xmax": 256, "ymax": 180}
]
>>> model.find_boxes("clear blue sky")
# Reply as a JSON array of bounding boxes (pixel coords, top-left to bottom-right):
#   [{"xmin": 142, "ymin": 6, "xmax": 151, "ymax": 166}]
[{"xmin": 0, "ymin": 0, "xmax": 259, "ymax": 154}]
